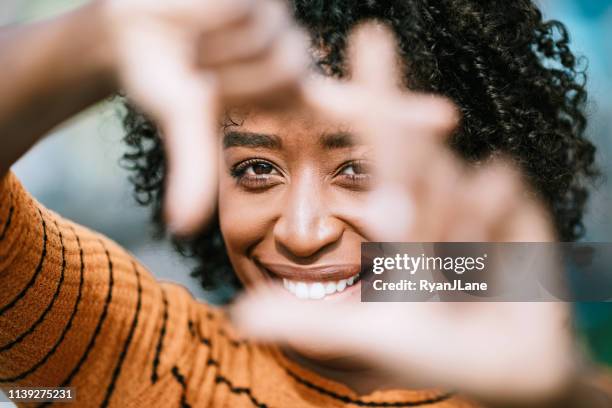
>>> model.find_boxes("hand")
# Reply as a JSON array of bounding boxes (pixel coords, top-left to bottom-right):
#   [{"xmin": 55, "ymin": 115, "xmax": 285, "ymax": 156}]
[
  {"xmin": 232, "ymin": 23, "xmax": 575, "ymax": 405},
  {"xmin": 103, "ymin": 0, "xmax": 309, "ymax": 235},
  {"xmin": 301, "ymin": 22, "xmax": 554, "ymax": 243}
]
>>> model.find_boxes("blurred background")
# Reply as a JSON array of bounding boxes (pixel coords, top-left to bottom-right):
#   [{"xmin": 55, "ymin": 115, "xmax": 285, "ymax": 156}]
[{"xmin": 0, "ymin": 0, "xmax": 611, "ymax": 405}]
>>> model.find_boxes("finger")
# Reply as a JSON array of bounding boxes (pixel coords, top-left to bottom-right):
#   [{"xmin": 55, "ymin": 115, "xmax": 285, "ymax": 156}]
[
  {"xmin": 450, "ymin": 159, "xmax": 554, "ymax": 242},
  {"xmin": 162, "ymin": 87, "xmax": 219, "ymax": 236},
  {"xmin": 504, "ymin": 195, "xmax": 555, "ymax": 241},
  {"xmin": 298, "ymin": 21, "xmax": 402, "ymax": 129},
  {"xmin": 445, "ymin": 160, "xmax": 524, "ymax": 242},
  {"xmin": 119, "ymin": 28, "xmax": 219, "ymax": 235},
  {"xmin": 346, "ymin": 21, "xmax": 457, "ymax": 148},
  {"xmin": 348, "ymin": 22, "xmax": 402, "ymax": 91},
  {"xmin": 409, "ymin": 153, "xmax": 463, "ymax": 241},
  {"xmin": 232, "ymin": 291, "xmax": 574, "ymax": 401},
  {"xmin": 362, "ymin": 183, "xmax": 416, "ymax": 241},
  {"xmin": 299, "ymin": 77, "xmax": 368, "ymax": 124},
  {"xmin": 300, "ymin": 22, "xmax": 459, "ymax": 242},
  {"xmin": 394, "ymin": 95, "xmax": 459, "ymax": 141},
  {"xmin": 197, "ymin": 0, "xmax": 290, "ymax": 67},
  {"xmin": 122, "ymin": 0, "xmax": 257, "ymax": 31},
  {"xmin": 214, "ymin": 28, "xmax": 309, "ymax": 104},
  {"xmin": 186, "ymin": 0, "xmax": 255, "ymax": 30},
  {"xmin": 231, "ymin": 288, "xmax": 418, "ymax": 353},
  {"xmin": 301, "ymin": 78, "xmax": 459, "ymax": 241},
  {"xmin": 304, "ymin": 20, "xmax": 458, "ymax": 145}
]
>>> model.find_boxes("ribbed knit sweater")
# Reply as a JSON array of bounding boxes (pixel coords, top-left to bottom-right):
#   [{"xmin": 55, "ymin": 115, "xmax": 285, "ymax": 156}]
[{"xmin": 0, "ymin": 171, "xmax": 583, "ymax": 407}]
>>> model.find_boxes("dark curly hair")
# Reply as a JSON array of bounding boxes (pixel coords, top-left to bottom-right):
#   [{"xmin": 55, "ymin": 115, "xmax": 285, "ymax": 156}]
[{"xmin": 120, "ymin": 0, "xmax": 597, "ymax": 300}]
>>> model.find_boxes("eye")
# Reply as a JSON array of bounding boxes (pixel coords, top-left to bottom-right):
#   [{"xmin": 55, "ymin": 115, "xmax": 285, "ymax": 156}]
[
  {"xmin": 335, "ymin": 160, "xmax": 373, "ymax": 190},
  {"xmin": 246, "ymin": 161, "xmax": 276, "ymax": 175},
  {"xmin": 339, "ymin": 161, "xmax": 370, "ymax": 176},
  {"xmin": 230, "ymin": 159, "xmax": 283, "ymax": 190}
]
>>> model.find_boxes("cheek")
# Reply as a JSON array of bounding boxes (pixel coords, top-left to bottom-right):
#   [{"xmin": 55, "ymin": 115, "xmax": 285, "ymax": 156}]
[{"xmin": 218, "ymin": 174, "xmax": 282, "ymax": 258}]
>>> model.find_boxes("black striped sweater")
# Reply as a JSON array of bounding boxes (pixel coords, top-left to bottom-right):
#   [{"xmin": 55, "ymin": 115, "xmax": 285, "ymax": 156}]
[{"xmin": 0, "ymin": 171, "xmax": 490, "ymax": 407}]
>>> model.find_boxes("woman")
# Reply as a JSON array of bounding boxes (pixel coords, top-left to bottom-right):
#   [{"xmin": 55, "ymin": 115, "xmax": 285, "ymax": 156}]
[{"xmin": 0, "ymin": 0, "xmax": 607, "ymax": 407}]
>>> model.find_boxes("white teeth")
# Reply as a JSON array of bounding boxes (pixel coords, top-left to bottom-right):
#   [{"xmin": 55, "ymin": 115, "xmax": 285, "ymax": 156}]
[
  {"xmin": 325, "ymin": 282, "xmax": 337, "ymax": 295},
  {"xmin": 281, "ymin": 275, "xmax": 359, "ymax": 300},
  {"xmin": 295, "ymin": 282, "xmax": 309, "ymax": 299},
  {"xmin": 309, "ymin": 283, "xmax": 326, "ymax": 300},
  {"xmin": 337, "ymin": 279, "xmax": 347, "ymax": 292}
]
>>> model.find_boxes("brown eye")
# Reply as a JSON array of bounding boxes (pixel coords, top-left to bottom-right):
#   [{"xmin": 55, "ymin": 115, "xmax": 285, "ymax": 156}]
[
  {"xmin": 335, "ymin": 160, "xmax": 373, "ymax": 191},
  {"xmin": 231, "ymin": 159, "xmax": 280, "ymax": 178},
  {"xmin": 340, "ymin": 161, "xmax": 370, "ymax": 176},
  {"xmin": 230, "ymin": 159, "xmax": 283, "ymax": 190},
  {"xmin": 248, "ymin": 162, "xmax": 275, "ymax": 175}
]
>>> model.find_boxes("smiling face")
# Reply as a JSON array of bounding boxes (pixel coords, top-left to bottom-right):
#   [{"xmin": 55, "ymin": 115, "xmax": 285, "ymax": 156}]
[{"xmin": 218, "ymin": 105, "xmax": 374, "ymax": 305}]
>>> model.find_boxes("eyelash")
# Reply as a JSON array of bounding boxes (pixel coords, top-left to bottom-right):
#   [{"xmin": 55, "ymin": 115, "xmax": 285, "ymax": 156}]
[
  {"xmin": 230, "ymin": 159, "xmax": 372, "ymax": 190},
  {"xmin": 230, "ymin": 159, "xmax": 282, "ymax": 190},
  {"xmin": 334, "ymin": 160, "xmax": 372, "ymax": 190}
]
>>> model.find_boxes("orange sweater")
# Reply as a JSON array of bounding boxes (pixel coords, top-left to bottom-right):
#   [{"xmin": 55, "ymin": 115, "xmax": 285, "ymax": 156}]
[{"xmin": 0, "ymin": 172, "xmax": 495, "ymax": 407}]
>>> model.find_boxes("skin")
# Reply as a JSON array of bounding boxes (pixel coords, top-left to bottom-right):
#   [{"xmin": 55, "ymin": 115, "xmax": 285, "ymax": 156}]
[
  {"xmin": 0, "ymin": 0, "xmax": 308, "ymax": 234},
  {"xmin": 225, "ymin": 28, "xmax": 574, "ymax": 404},
  {"xmin": 219, "ymin": 107, "xmax": 370, "ymax": 284},
  {"xmin": 219, "ymin": 106, "xmax": 371, "ymax": 361},
  {"xmin": 0, "ymin": 3, "xmax": 609, "ymax": 407}
]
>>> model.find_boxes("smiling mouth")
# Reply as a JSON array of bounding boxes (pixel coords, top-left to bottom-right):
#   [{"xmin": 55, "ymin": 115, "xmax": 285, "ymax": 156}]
[
  {"xmin": 256, "ymin": 262, "xmax": 361, "ymax": 300},
  {"xmin": 281, "ymin": 275, "xmax": 360, "ymax": 299}
]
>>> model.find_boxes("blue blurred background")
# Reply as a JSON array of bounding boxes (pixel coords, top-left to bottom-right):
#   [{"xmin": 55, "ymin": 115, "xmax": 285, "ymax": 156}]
[{"xmin": 0, "ymin": 0, "xmax": 611, "ymax": 404}]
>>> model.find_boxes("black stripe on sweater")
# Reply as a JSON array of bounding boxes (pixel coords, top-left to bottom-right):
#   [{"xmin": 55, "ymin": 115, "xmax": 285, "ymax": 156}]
[
  {"xmin": 0, "ymin": 205, "xmax": 13, "ymax": 241},
  {"xmin": 0, "ymin": 208, "xmax": 47, "ymax": 316},
  {"xmin": 100, "ymin": 260, "xmax": 143, "ymax": 408},
  {"xmin": 0, "ymin": 220, "xmax": 66, "ymax": 352},
  {"xmin": 206, "ymin": 353, "xmax": 451, "ymax": 408},
  {"xmin": 171, "ymin": 366, "xmax": 192, "ymax": 408},
  {"xmin": 151, "ymin": 287, "xmax": 169, "ymax": 384},
  {"xmin": 285, "ymin": 369, "xmax": 454, "ymax": 407},
  {"xmin": 35, "ymin": 228, "xmax": 85, "ymax": 408},
  {"xmin": 187, "ymin": 320, "xmax": 196, "ymax": 338},
  {"xmin": 218, "ymin": 329, "xmax": 245, "ymax": 347},
  {"xmin": 205, "ymin": 357, "xmax": 270, "ymax": 407},
  {"xmin": 201, "ymin": 332, "xmax": 453, "ymax": 407},
  {"xmin": 38, "ymin": 239, "xmax": 114, "ymax": 408},
  {"xmin": 0, "ymin": 224, "xmax": 73, "ymax": 382},
  {"xmin": 201, "ymin": 334, "xmax": 452, "ymax": 408},
  {"xmin": 214, "ymin": 374, "xmax": 268, "ymax": 408}
]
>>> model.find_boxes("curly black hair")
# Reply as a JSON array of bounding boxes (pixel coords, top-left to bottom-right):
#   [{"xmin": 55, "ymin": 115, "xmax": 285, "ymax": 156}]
[{"xmin": 120, "ymin": 0, "xmax": 597, "ymax": 299}]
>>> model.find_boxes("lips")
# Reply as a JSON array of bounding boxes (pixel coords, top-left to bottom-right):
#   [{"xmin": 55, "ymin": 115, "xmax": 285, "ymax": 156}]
[
  {"xmin": 256, "ymin": 261, "xmax": 361, "ymax": 300},
  {"xmin": 258, "ymin": 263, "xmax": 360, "ymax": 281}
]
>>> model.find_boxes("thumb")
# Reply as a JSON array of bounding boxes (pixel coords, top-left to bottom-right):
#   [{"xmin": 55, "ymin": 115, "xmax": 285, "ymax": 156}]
[{"xmin": 230, "ymin": 288, "xmax": 410, "ymax": 354}]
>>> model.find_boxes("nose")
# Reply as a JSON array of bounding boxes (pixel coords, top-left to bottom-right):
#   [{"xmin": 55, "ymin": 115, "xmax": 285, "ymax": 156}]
[{"xmin": 273, "ymin": 173, "xmax": 344, "ymax": 259}]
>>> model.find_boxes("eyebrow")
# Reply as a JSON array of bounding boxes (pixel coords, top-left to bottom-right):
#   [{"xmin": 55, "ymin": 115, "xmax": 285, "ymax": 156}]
[
  {"xmin": 223, "ymin": 131, "xmax": 282, "ymax": 149},
  {"xmin": 222, "ymin": 130, "xmax": 358, "ymax": 150},
  {"xmin": 320, "ymin": 132, "xmax": 356, "ymax": 149}
]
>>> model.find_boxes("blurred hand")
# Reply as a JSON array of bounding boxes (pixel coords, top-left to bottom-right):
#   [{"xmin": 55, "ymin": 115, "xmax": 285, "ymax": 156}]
[
  {"xmin": 103, "ymin": 0, "xmax": 308, "ymax": 235},
  {"xmin": 302, "ymin": 23, "xmax": 554, "ymax": 244},
  {"xmin": 232, "ymin": 23, "xmax": 575, "ymax": 405}
]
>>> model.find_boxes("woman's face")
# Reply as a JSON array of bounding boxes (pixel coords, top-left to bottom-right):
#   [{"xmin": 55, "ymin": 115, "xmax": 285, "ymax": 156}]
[{"xmin": 219, "ymin": 105, "xmax": 374, "ymax": 305}]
